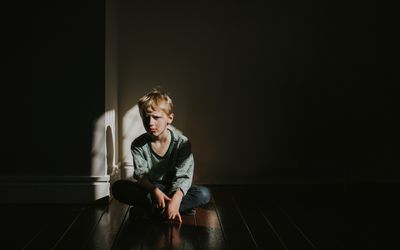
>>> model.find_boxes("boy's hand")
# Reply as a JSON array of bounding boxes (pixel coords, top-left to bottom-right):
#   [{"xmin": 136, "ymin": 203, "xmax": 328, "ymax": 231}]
[
  {"xmin": 152, "ymin": 187, "xmax": 171, "ymax": 209},
  {"xmin": 166, "ymin": 189, "xmax": 184, "ymax": 223},
  {"xmin": 166, "ymin": 200, "xmax": 182, "ymax": 223},
  {"xmin": 137, "ymin": 176, "xmax": 171, "ymax": 208}
]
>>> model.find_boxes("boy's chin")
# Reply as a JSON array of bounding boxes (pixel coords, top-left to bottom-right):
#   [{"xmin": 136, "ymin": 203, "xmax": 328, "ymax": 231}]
[
  {"xmin": 147, "ymin": 130, "xmax": 160, "ymax": 137},
  {"xmin": 147, "ymin": 128, "xmax": 167, "ymax": 137}
]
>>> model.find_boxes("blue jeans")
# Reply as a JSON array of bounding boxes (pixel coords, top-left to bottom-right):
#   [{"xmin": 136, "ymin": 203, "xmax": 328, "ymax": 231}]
[{"xmin": 112, "ymin": 180, "xmax": 211, "ymax": 213}]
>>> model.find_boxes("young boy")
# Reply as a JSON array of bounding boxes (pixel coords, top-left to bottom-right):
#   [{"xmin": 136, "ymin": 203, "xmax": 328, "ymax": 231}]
[{"xmin": 112, "ymin": 88, "xmax": 211, "ymax": 223}]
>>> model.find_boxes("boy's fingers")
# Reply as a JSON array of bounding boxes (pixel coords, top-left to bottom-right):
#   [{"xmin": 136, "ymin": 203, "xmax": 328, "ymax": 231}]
[{"xmin": 177, "ymin": 213, "xmax": 182, "ymax": 223}]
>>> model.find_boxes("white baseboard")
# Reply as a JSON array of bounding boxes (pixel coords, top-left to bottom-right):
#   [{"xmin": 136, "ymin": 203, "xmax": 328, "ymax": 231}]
[{"xmin": 0, "ymin": 176, "xmax": 110, "ymax": 204}]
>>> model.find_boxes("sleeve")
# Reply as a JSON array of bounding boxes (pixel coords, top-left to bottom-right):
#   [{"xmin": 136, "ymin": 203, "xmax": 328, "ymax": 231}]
[
  {"xmin": 170, "ymin": 140, "xmax": 194, "ymax": 196},
  {"xmin": 131, "ymin": 144, "xmax": 149, "ymax": 180}
]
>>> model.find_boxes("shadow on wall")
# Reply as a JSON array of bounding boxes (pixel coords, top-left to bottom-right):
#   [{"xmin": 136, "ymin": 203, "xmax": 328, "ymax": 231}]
[{"xmin": 106, "ymin": 126, "xmax": 114, "ymax": 175}]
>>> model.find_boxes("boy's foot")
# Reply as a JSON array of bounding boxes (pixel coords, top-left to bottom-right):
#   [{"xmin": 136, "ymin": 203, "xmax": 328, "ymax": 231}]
[{"xmin": 181, "ymin": 208, "xmax": 196, "ymax": 216}]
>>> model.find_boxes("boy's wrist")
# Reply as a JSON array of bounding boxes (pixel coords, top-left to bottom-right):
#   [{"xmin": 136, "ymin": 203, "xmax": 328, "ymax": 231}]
[
  {"xmin": 172, "ymin": 188, "xmax": 184, "ymax": 197},
  {"xmin": 171, "ymin": 189, "xmax": 183, "ymax": 202},
  {"xmin": 150, "ymin": 186, "xmax": 158, "ymax": 194},
  {"xmin": 169, "ymin": 196, "xmax": 182, "ymax": 209}
]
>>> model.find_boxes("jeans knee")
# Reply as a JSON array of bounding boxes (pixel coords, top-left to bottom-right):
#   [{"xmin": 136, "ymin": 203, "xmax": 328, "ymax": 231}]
[{"xmin": 197, "ymin": 186, "xmax": 211, "ymax": 205}]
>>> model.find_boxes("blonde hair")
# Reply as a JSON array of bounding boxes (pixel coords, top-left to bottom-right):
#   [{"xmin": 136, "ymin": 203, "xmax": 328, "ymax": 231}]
[{"xmin": 138, "ymin": 87, "xmax": 174, "ymax": 116}]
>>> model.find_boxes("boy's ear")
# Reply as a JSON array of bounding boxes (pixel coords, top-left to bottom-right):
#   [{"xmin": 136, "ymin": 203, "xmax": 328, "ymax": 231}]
[{"xmin": 168, "ymin": 113, "xmax": 174, "ymax": 124}]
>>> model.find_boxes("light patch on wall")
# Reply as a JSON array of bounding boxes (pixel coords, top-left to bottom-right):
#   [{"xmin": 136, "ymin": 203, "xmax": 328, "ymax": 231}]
[
  {"xmin": 122, "ymin": 105, "xmax": 146, "ymax": 165},
  {"xmin": 91, "ymin": 109, "xmax": 117, "ymax": 177}
]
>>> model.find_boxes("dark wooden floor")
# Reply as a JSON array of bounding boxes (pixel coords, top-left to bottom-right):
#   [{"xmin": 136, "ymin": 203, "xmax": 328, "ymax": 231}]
[{"xmin": 1, "ymin": 184, "xmax": 399, "ymax": 249}]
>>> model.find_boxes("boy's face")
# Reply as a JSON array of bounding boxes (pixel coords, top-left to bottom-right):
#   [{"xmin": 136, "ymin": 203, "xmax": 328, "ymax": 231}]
[{"xmin": 141, "ymin": 106, "xmax": 174, "ymax": 138}]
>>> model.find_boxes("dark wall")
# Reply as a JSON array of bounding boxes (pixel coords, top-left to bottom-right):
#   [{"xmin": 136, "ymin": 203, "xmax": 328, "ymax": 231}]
[
  {"xmin": 2, "ymin": 1, "xmax": 105, "ymax": 176},
  {"xmin": 118, "ymin": 0, "xmax": 398, "ymax": 184}
]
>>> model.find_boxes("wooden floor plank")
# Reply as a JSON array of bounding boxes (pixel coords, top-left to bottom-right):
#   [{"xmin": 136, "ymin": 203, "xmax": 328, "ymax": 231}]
[
  {"xmin": 112, "ymin": 207, "xmax": 165, "ymax": 250},
  {"xmin": 339, "ymin": 183, "xmax": 400, "ymax": 249},
  {"xmin": 171, "ymin": 215, "xmax": 198, "ymax": 250},
  {"xmin": 84, "ymin": 199, "xmax": 130, "ymax": 250},
  {"xmin": 276, "ymin": 202, "xmax": 344, "ymax": 250},
  {"xmin": 212, "ymin": 186, "xmax": 258, "ymax": 250},
  {"xmin": 23, "ymin": 205, "xmax": 83, "ymax": 250},
  {"xmin": 272, "ymin": 184, "xmax": 345, "ymax": 250},
  {"xmin": 4, "ymin": 184, "xmax": 397, "ymax": 249},
  {"xmin": 195, "ymin": 200, "xmax": 227, "ymax": 250},
  {"xmin": 111, "ymin": 219, "xmax": 144, "ymax": 250},
  {"xmin": 53, "ymin": 203, "xmax": 107, "ymax": 249},
  {"xmin": 195, "ymin": 201, "xmax": 220, "ymax": 228},
  {"xmin": 1, "ymin": 205, "xmax": 50, "ymax": 250},
  {"xmin": 257, "ymin": 190, "xmax": 316, "ymax": 250},
  {"xmin": 233, "ymin": 189, "xmax": 287, "ymax": 250},
  {"xmin": 141, "ymin": 219, "xmax": 171, "ymax": 250}
]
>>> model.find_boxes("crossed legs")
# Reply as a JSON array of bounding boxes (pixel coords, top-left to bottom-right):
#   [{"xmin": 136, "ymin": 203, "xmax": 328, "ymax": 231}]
[{"xmin": 111, "ymin": 180, "xmax": 211, "ymax": 213}]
